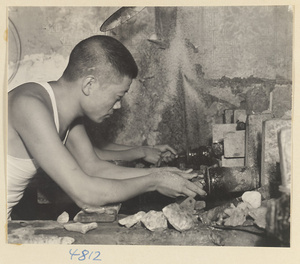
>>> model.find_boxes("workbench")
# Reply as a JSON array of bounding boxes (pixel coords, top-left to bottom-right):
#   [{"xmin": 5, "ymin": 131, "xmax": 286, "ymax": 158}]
[{"xmin": 7, "ymin": 216, "xmax": 275, "ymax": 247}]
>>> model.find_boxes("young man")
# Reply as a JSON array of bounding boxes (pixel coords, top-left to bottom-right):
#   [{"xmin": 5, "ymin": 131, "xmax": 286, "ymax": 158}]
[{"xmin": 7, "ymin": 35, "xmax": 206, "ymax": 219}]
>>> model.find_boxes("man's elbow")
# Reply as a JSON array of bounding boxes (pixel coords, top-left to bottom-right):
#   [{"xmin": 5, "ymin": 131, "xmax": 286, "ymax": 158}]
[{"xmin": 72, "ymin": 190, "xmax": 109, "ymax": 210}]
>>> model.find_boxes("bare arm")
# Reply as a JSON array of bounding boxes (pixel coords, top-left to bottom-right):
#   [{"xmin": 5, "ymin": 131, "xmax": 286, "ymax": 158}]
[
  {"xmin": 10, "ymin": 95, "xmax": 163, "ymax": 208},
  {"xmin": 66, "ymin": 121, "xmax": 158, "ymax": 179},
  {"xmin": 93, "ymin": 145, "xmax": 147, "ymax": 162},
  {"xmin": 65, "ymin": 121, "xmax": 206, "ymax": 198},
  {"xmin": 66, "ymin": 121, "xmax": 194, "ymax": 180},
  {"xmin": 97, "ymin": 141, "xmax": 136, "ymax": 151},
  {"xmin": 94, "ymin": 141, "xmax": 178, "ymax": 165}
]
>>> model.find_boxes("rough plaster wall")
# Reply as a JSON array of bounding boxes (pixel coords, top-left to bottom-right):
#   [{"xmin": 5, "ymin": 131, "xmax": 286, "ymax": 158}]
[
  {"xmin": 158, "ymin": 6, "xmax": 292, "ymax": 148},
  {"xmin": 8, "ymin": 6, "xmax": 293, "ymax": 151},
  {"xmin": 8, "ymin": 6, "xmax": 118, "ymax": 90},
  {"xmin": 173, "ymin": 6, "xmax": 293, "ymax": 146},
  {"xmin": 179, "ymin": 6, "xmax": 293, "ymax": 80}
]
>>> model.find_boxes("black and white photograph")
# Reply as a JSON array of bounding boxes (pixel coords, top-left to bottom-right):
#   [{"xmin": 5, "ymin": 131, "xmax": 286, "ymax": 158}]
[{"xmin": 1, "ymin": 2, "xmax": 298, "ymax": 263}]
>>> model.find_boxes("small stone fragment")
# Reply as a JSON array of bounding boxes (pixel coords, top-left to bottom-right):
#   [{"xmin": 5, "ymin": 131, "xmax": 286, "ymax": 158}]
[
  {"xmin": 224, "ymin": 207, "xmax": 247, "ymax": 227},
  {"xmin": 162, "ymin": 203, "xmax": 194, "ymax": 232},
  {"xmin": 215, "ymin": 213, "xmax": 225, "ymax": 226},
  {"xmin": 64, "ymin": 222, "xmax": 98, "ymax": 234},
  {"xmin": 237, "ymin": 202, "xmax": 251, "ymax": 212},
  {"xmin": 118, "ymin": 211, "xmax": 146, "ymax": 228},
  {"xmin": 242, "ymin": 219, "xmax": 254, "ymax": 226},
  {"xmin": 199, "ymin": 201, "xmax": 238, "ymax": 225},
  {"xmin": 140, "ymin": 210, "xmax": 168, "ymax": 232},
  {"xmin": 242, "ymin": 191, "xmax": 262, "ymax": 208},
  {"xmin": 195, "ymin": 201, "xmax": 206, "ymax": 210},
  {"xmin": 248, "ymin": 207, "xmax": 268, "ymax": 229},
  {"xmin": 57, "ymin": 211, "xmax": 69, "ymax": 224},
  {"xmin": 176, "ymin": 196, "xmax": 196, "ymax": 213}
]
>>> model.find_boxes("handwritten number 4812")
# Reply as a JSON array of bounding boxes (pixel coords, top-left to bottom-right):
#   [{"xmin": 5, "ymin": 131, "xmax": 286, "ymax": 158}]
[{"xmin": 69, "ymin": 249, "xmax": 101, "ymax": 261}]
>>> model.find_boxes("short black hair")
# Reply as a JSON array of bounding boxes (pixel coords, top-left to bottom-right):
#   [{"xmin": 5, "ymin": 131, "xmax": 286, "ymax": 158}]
[{"xmin": 62, "ymin": 35, "xmax": 138, "ymax": 82}]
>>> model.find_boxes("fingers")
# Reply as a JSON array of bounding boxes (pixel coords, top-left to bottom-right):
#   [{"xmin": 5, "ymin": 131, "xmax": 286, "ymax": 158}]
[
  {"xmin": 155, "ymin": 158, "xmax": 162, "ymax": 167},
  {"xmin": 164, "ymin": 145, "xmax": 177, "ymax": 155},
  {"xmin": 144, "ymin": 147, "xmax": 162, "ymax": 164},
  {"xmin": 184, "ymin": 181, "xmax": 207, "ymax": 197},
  {"xmin": 155, "ymin": 145, "xmax": 177, "ymax": 155},
  {"xmin": 161, "ymin": 152, "xmax": 175, "ymax": 163},
  {"xmin": 193, "ymin": 181, "xmax": 203, "ymax": 189},
  {"xmin": 177, "ymin": 172, "xmax": 198, "ymax": 180},
  {"xmin": 163, "ymin": 167, "xmax": 181, "ymax": 172},
  {"xmin": 181, "ymin": 189, "xmax": 197, "ymax": 198}
]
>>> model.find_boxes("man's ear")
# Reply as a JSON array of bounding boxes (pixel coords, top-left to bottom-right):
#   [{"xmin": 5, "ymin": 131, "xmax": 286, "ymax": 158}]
[{"xmin": 82, "ymin": 76, "xmax": 95, "ymax": 96}]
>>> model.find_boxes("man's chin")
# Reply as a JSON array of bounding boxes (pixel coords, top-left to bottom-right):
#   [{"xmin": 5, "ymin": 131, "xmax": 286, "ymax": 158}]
[{"xmin": 96, "ymin": 115, "xmax": 110, "ymax": 123}]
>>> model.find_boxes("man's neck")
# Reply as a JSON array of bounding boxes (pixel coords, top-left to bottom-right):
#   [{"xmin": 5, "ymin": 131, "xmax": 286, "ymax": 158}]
[{"xmin": 49, "ymin": 78, "xmax": 82, "ymax": 132}]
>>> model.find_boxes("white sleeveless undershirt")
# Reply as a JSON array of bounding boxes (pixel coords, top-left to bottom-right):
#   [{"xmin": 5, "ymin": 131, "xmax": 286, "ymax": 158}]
[{"xmin": 7, "ymin": 82, "xmax": 69, "ymax": 218}]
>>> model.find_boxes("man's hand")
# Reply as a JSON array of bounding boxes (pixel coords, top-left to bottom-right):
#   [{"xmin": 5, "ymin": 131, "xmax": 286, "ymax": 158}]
[
  {"xmin": 142, "ymin": 144, "xmax": 177, "ymax": 165},
  {"xmin": 152, "ymin": 170, "xmax": 207, "ymax": 198},
  {"xmin": 158, "ymin": 167, "xmax": 197, "ymax": 179}
]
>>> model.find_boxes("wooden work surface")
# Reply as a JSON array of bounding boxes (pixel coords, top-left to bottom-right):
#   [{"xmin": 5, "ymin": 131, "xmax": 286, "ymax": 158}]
[{"xmin": 7, "ymin": 216, "xmax": 272, "ymax": 247}]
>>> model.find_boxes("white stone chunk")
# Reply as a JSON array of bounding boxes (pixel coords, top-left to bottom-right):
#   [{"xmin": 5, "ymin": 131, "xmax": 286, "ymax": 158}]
[
  {"xmin": 140, "ymin": 210, "xmax": 168, "ymax": 232},
  {"xmin": 118, "ymin": 211, "xmax": 146, "ymax": 228},
  {"xmin": 162, "ymin": 203, "xmax": 194, "ymax": 232},
  {"xmin": 64, "ymin": 222, "xmax": 98, "ymax": 234},
  {"xmin": 57, "ymin": 211, "xmax": 69, "ymax": 224},
  {"xmin": 242, "ymin": 191, "xmax": 262, "ymax": 208}
]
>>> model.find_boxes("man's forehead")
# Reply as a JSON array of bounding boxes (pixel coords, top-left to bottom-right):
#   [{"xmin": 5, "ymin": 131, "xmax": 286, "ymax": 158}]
[{"xmin": 118, "ymin": 77, "xmax": 132, "ymax": 90}]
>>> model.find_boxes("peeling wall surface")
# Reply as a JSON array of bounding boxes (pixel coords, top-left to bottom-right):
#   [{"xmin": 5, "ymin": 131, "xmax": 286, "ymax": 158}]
[{"xmin": 8, "ymin": 6, "xmax": 293, "ymax": 152}]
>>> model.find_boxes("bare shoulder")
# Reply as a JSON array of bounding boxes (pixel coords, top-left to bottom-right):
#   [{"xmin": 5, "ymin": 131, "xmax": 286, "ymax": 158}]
[
  {"xmin": 9, "ymin": 82, "xmax": 53, "ymax": 128},
  {"xmin": 9, "ymin": 82, "xmax": 49, "ymax": 101},
  {"xmin": 9, "ymin": 82, "xmax": 51, "ymax": 110}
]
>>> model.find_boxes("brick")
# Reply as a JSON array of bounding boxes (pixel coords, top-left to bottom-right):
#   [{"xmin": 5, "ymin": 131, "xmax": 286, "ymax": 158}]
[
  {"xmin": 224, "ymin": 109, "xmax": 234, "ymax": 123},
  {"xmin": 224, "ymin": 130, "xmax": 245, "ymax": 158},
  {"xmin": 221, "ymin": 156, "xmax": 245, "ymax": 167},
  {"xmin": 212, "ymin": 124, "xmax": 237, "ymax": 143},
  {"xmin": 278, "ymin": 127, "xmax": 291, "ymax": 192},
  {"xmin": 74, "ymin": 210, "xmax": 117, "ymax": 223},
  {"xmin": 261, "ymin": 119, "xmax": 291, "ymax": 193},
  {"xmin": 234, "ymin": 109, "xmax": 247, "ymax": 123},
  {"xmin": 245, "ymin": 113, "xmax": 273, "ymax": 168}
]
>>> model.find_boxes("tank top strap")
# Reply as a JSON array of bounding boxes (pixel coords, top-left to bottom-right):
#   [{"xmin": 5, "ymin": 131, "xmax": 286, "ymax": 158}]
[
  {"xmin": 36, "ymin": 82, "xmax": 60, "ymax": 133},
  {"xmin": 63, "ymin": 128, "xmax": 70, "ymax": 145}
]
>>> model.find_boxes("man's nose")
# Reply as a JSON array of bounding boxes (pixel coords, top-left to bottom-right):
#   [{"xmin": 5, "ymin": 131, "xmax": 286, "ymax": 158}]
[{"xmin": 113, "ymin": 101, "xmax": 121, "ymax": 109}]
